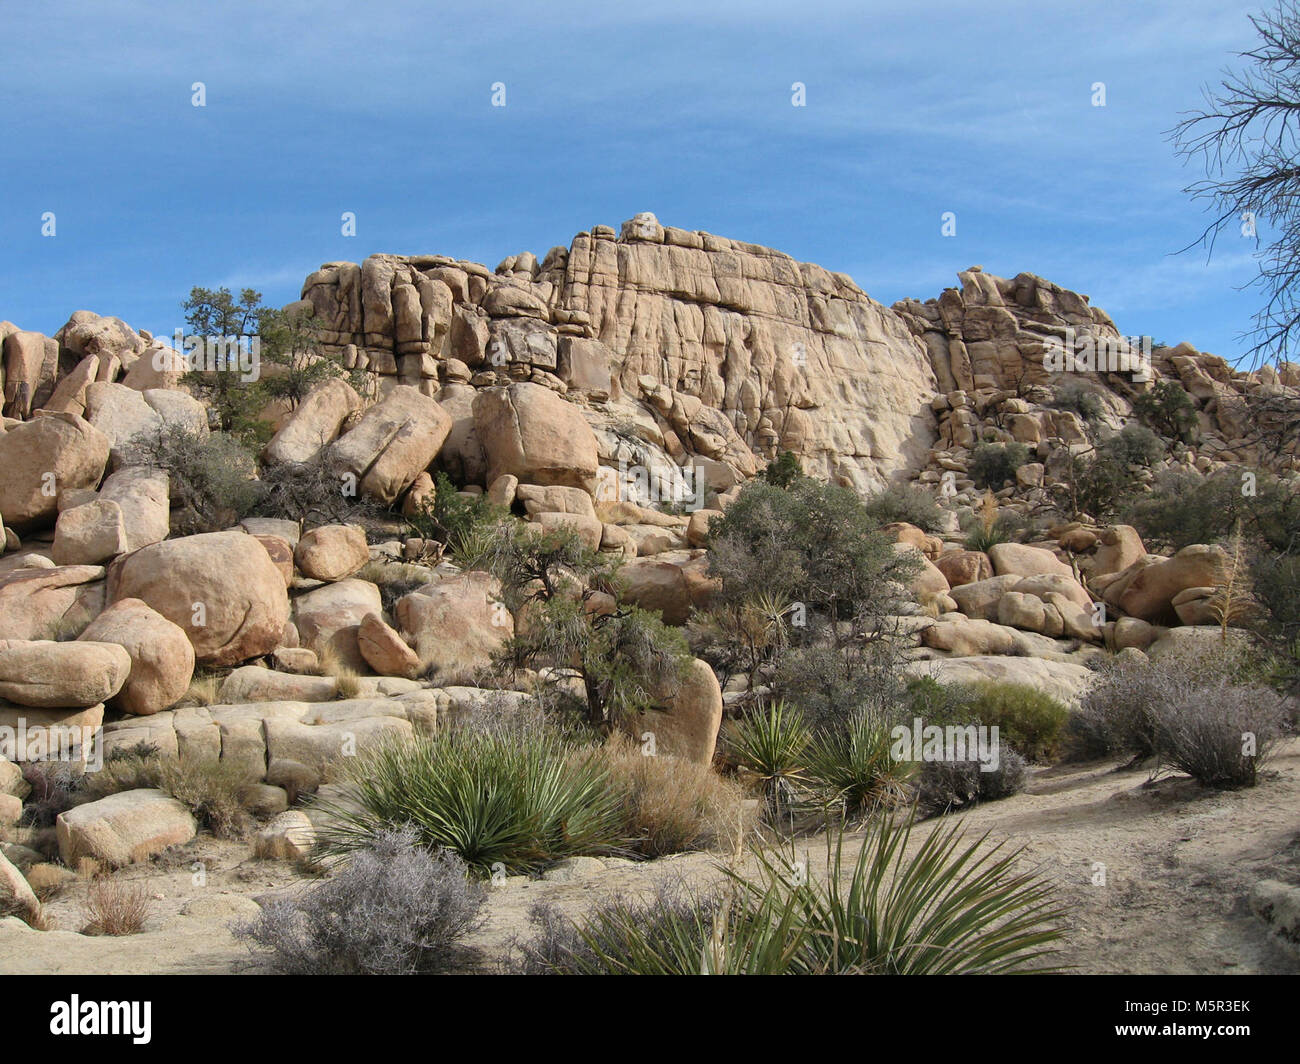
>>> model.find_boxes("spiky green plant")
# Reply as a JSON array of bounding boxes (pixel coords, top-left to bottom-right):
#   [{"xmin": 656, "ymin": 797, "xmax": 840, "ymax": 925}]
[
  {"xmin": 519, "ymin": 815, "xmax": 1065, "ymax": 974},
  {"xmin": 736, "ymin": 814, "xmax": 1066, "ymax": 974},
  {"xmin": 722, "ymin": 700, "xmax": 811, "ymax": 819},
  {"xmin": 313, "ymin": 730, "xmax": 625, "ymax": 875},
  {"xmin": 805, "ymin": 708, "xmax": 914, "ymax": 822}
]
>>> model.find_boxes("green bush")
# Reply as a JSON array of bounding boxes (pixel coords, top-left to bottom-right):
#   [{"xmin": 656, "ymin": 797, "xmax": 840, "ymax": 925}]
[
  {"xmin": 962, "ymin": 682, "xmax": 1069, "ymax": 763},
  {"xmin": 969, "ymin": 442, "xmax": 1031, "ymax": 490},
  {"xmin": 864, "ymin": 484, "xmax": 944, "ymax": 532},
  {"xmin": 122, "ymin": 428, "xmax": 263, "ymax": 536},
  {"xmin": 1132, "ymin": 380, "xmax": 1199, "ymax": 445},
  {"xmin": 408, "ymin": 472, "xmax": 509, "ymax": 562},
  {"xmin": 1125, "ymin": 468, "xmax": 1300, "ymax": 554},
  {"xmin": 761, "ymin": 450, "xmax": 804, "ymax": 488},
  {"xmin": 1100, "ymin": 423, "xmax": 1164, "ymax": 467},
  {"xmin": 721, "ymin": 700, "xmax": 811, "ymax": 819},
  {"xmin": 805, "ymin": 708, "xmax": 914, "ymax": 821},
  {"xmin": 313, "ymin": 730, "xmax": 626, "ymax": 875},
  {"xmin": 1049, "ymin": 380, "xmax": 1105, "ymax": 425},
  {"xmin": 961, "ymin": 508, "xmax": 1025, "ymax": 553}
]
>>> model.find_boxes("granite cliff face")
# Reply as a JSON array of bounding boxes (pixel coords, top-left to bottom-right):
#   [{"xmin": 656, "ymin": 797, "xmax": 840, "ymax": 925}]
[{"xmin": 297, "ymin": 211, "xmax": 941, "ymax": 493}]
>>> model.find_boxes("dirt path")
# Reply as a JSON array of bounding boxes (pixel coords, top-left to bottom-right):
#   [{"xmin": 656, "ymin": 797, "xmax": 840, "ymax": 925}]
[{"xmin": 3, "ymin": 741, "xmax": 1297, "ymax": 975}]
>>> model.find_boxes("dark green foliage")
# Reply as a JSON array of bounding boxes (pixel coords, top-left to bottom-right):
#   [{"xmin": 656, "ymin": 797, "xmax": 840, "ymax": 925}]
[
  {"xmin": 761, "ymin": 450, "xmax": 804, "ymax": 488},
  {"xmin": 407, "ymin": 472, "xmax": 509, "ymax": 561},
  {"xmin": 314, "ymin": 731, "xmax": 625, "ymax": 875},
  {"xmin": 707, "ymin": 477, "xmax": 916, "ymax": 623},
  {"xmin": 486, "ymin": 523, "xmax": 690, "ymax": 727},
  {"xmin": 516, "ymin": 815, "xmax": 1064, "ymax": 974},
  {"xmin": 1125, "ymin": 468, "xmax": 1299, "ymax": 553},
  {"xmin": 969, "ymin": 442, "xmax": 1031, "ymax": 490},
  {"xmin": 962, "ymin": 682, "xmax": 1070, "ymax": 763},
  {"xmin": 915, "ymin": 750, "xmax": 1028, "ymax": 817},
  {"xmin": 1132, "ymin": 380, "xmax": 1200, "ymax": 444},
  {"xmin": 1100, "ymin": 423, "xmax": 1165, "ymax": 467}
]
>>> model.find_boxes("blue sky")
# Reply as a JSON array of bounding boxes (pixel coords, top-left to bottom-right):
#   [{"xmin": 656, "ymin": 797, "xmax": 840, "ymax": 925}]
[{"xmin": 0, "ymin": 0, "xmax": 1274, "ymax": 362}]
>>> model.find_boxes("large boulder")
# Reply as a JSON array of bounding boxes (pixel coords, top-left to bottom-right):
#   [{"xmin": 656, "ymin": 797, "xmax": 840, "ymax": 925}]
[
  {"xmin": 921, "ymin": 617, "xmax": 1030, "ymax": 656},
  {"xmin": 473, "ymin": 382, "xmax": 600, "ymax": 492},
  {"xmin": 622, "ymin": 658, "xmax": 724, "ymax": 765},
  {"xmin": 0, "ymin": 703, "xmax": 103, "ymax": 766},
  {"xmin": 934, "ymin": 550, "xmax": 993, "ymax": 588},
  {"xmin": 0, "ymin": 850, "xmax": 39, "ymax": 924},
  {"xmin": 98, "ymin": 467, "xmax": 169, "ymax": 551},
  {"xmin": 0, "ymin": 640, "xmax": 130, "ymax": 708},
  {"xmin": 293, "ymin": 578, "xmax": 384, "ymax": 672},
  {"xmin": 0, "ymin": 414, "xmax": 110, "ymax": 531},
  {"xmin": 1092, "ymin": 525, "xmax": 1146, "ymax": 577},
  {"xmin": 617, "ymin": 557, "xmax": 696, "ymax": 625},
  {"xmin": 948, "ymin": 575, "xmax": 1022, "ymax": 621},
  {"xmin": 1116, "ymin": 544, "xmax": 1233, "ymax": 624},
  {"xmin": 987, "ymin": 542, "xmax": 1072, "ymax": 579},
  {"xmin": 357, "ymin": 612, "xmax": 421, "ymax": 679},
  {"xmin": 56, "ymin": 789, "xmax": 197, "ymax": 868},
  {"xmin": 78, "ymin": 598, "xmax": 194, "ymax": 716},
  {"xmin": 51, "ymin": 499, "xmax": 128, "ymax": 565},
  {"xmin": 0, "ymin": 565, "xmax": 105, "ymax": 641},
  {"xmin": 394, "ymin": 572, "xmax": 511, "ymax": 679},
  {"xmin": 294, "ymin": 524, "xmax": 369, "ymax": 582},
  {"xmin": 264, "ymin": 378, "xmax": 362, "ymax": 465},
  {"xmin": 903, "ymin": 657, "xmax": 1094, "ymax": 706},
  {"xmin": 331, "ymin": 385, "xmax": 451, "ymax": 504},
  {"xmin": 107, "ymin": 531, "xmax": 290, "ymax": 667}
]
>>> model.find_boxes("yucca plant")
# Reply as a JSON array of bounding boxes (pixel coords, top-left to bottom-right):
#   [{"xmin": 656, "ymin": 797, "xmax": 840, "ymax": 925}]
[
  {"xmin": 519, "ymin": 814, "xmax": 1065, "ymax": 974},
  {"xmin": 735, "ymin": 813, "xmax": 1066, "ymax": 974},
  {"xmin": 722, "ymin": 700, "xmax": 812, "ymax": 820},
  {"xmin": 313, "ymin": 730, "xmax": 625, "ymax": 875},
  {"xmin": 805, "ymin": 708, "xmax": 913, "ymax": 822}
]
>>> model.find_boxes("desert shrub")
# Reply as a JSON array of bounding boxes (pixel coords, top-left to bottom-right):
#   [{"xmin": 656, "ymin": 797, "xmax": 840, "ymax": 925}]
[
  {"xmin": 18, "ymin": 762, "xmax": 83, "ymax": 829},
  {"xmin": 1148, "ymin": 681, "xmax": 1290, "ymax": 787},
  {"xmin": 488, "ymin": 524, "xmax": 690, "ymax": 728},
  {"xmin": 962, "ymin": 682, "xmax": 1069, "ymax": 763},
  {"xmin": 233, "ymin": 826, "xmax": 485, "ymax": 974},
  {"xmin": 915, "ymin": 749, "xmax": 1028, "ymax": 817},
  {"xmin": 599, "ymin": 735, "xmax": 751, "ymax": 857},
  {"xmin": 157, "ymin": 759, "xmax": 256, "ymax": 839},
  {"xmin": 1068, "ymin": 644, "xmax": 1290, "ymax": 784},
  {"xmin": 314, "ymin": 730, "xmax": 625, "ymax": 875},
  {"xmin": 81, "ymin": 878, "xmax": 151, "ymax": 936},
  {"xmin": 1133, "ymin": 379, "xmax": 1199, "ymax": 444},
  {"xmin": 771, "ymin": 640, "xmax": 907, "ymax": 733},
  {"xmin": 122, "ymin": 428, "xmax": 263, "ymax": 536},
  {"xmin": 252, "ymin": 453, "xmax": 386, "ymax": 531},
  {"xmin": 78, "ymin": 743, "xmax": 163, "ymax": 802},
  {"xmin": 707, "ymin": 477, "xmax": 916, "ymax": 623},
  {"xmin": 1253, "ymin": 552, "xmax": 1300, "ymax": 693},
  {"xmin": 721, "ymin": 700, "xmax": 812, "ymax": 818},
  {"xmin": 1126, "ymin": 469, "xmax": 1300, "ymax": 554},
  {"xmin": 760, "ymin": 450, "xmax": 804, "ymax": 488},
  {"xmin": 863, "ymin": 484, "xmax": 943, "ymax": 532},
  {"xmin": 805, "ymin": 708, "xmax": 914, "ymax": 821},
  {"xmin": 517, "ymin": 815, "xmax": 1063, "ymax": 974},
  {"xmin": 962, "ymin": 507, "xmax": 1025, "ymax": 552},
  {"xmin": 1049, "ymin": 380, "xmax": 1105, "ymax": 424},
  {"xmin": 1100, "ymin": 423, "xmax": 1165, "ymax": 467},
  {"xmin": 969, "ymin": 442, "xmax": 1031, "ymax": 490},
  {"xmin": 904, "ymin": 675, "xmax": 977, "ymax": 723},
  {"xmin": 408, "ymin": 473, "xmax": 509, "ymax": 563}
]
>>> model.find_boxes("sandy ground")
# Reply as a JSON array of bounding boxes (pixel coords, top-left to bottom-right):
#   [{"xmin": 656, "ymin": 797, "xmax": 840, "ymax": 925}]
[{"xmin": 3, "ymin": 740, "xmax": 1298, "ymax": 975}]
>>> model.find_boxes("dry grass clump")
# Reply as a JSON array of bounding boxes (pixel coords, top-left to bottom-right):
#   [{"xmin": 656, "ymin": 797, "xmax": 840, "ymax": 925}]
[
  {"xmin": 597, "ymin": 734, "xmax": 754, "ymax": 858},
  {"xmin": 179, "ymin": 672, "xmax": 222, "ymax": 707},
  {"xmin": 80, "ymin": 877, "xmax": 151, "ymax": 936},
  {"xmin": 315, "ymin": 644, "xmax": 363, "ymax": 700}
]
